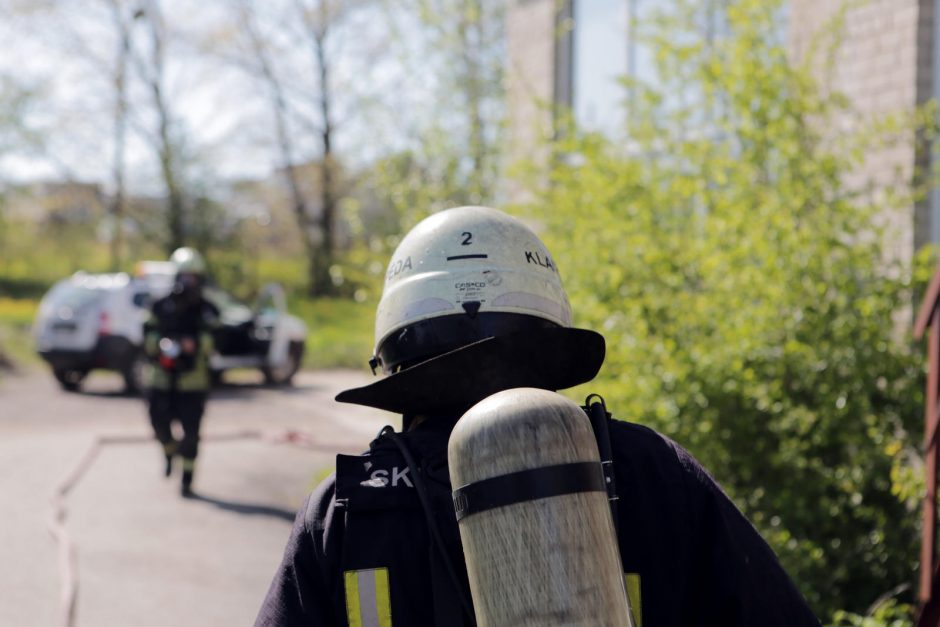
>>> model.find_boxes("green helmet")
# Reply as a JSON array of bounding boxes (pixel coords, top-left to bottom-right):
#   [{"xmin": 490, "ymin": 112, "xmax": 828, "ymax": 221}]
[{"xmin": 169, "ymin": 247, "xmax": 207, "ymax": 275}]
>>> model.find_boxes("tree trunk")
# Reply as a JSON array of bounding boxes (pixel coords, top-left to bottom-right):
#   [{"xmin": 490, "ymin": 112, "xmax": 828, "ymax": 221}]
[
  {"xmin": 239, "ymin": 0, "xmax": 326, "ymax": 296},
  {"xmin": 108, "ymin": 0, "xmax": 131, "ymax": 270},
  {"xmin": 141, "ymin": 0, "xmax": 184, "ymax": 254},
  {"xmin": 312, "ymin": 12, "xmax": 336, "ymax": 296}
]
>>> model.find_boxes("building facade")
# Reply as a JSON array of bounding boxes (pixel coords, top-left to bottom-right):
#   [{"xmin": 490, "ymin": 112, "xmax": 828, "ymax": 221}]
[
  {"xmin": 506, "ymin": 0, "xmax": 939, "ymax": 264},
  {"xmin": 790, "ymin": 0, "xmax": 935, "ymax": 263}
]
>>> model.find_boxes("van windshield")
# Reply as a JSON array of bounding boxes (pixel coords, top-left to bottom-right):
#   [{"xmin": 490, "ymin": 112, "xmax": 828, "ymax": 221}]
[{"xmin": 45, "ymin": 282, "xmax": 106, "ymax": 311}]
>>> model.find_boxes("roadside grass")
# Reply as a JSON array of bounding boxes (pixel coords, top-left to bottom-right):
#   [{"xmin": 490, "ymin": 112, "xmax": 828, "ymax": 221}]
[
  {"xmin": 310, "ymin": 465, "xmax": 336, "ymax": 491},
  {"xmin": 0, "ymin": 297, "xmax": 38, "ymax": 325},
  {"xmin": 0, "ymin": 297, "xmax": 40, "ymax": 368},
  {"xmin": 291, "ymin": 297, "xmax": 374, "ymax": 371}
]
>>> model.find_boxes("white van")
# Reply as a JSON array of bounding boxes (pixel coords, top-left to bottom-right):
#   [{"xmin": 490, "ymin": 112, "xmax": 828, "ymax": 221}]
[
  {"xmin": 34, "ymin": 269, "xmax": 309, "ymax": 393},
  {"xmin": 33, "ymin": 272, "xmax": 150, "ymax": 392}
]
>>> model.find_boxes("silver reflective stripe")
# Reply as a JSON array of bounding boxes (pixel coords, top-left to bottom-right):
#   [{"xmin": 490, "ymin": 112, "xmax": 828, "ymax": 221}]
[
  {"xmin": 358, "ymin": 569, "xmax": 380, "ymax": 627},
  {"xmin": 344, "ymin": 568, "xmax": 392, "ymax": 627}
]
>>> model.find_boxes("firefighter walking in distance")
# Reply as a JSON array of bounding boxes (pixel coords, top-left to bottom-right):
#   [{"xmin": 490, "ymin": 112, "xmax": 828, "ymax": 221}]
[
  {"xmin": 255, "ymin": 206, "xmax": 820, "ymax": 626},
  {"xmin": 144, "ymin": 247, "xmax": 219, "ymax": 497}
]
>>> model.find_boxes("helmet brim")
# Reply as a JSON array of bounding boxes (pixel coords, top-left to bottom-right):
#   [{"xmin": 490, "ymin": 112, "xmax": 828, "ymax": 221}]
[{"xmin": 335, "ymin": 327, "xmax": 605, "ymax": 414}]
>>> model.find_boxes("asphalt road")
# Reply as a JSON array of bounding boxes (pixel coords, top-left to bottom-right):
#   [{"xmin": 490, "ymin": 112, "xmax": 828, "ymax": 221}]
[{"xmin": 0, "ymin": 367, "xmax": 397, "ymax": 627}]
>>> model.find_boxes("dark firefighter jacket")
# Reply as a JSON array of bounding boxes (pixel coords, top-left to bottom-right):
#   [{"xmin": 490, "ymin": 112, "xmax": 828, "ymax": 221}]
[
  {"xmin": 143, "ymin": 294, "xmax": 219, "ymax": 392},
  {"xmin": 255, "ymin": 415, "xmax": 821, "ymax": 627}
]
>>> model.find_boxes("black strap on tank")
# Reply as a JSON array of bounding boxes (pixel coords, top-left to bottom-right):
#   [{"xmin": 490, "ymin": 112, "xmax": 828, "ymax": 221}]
[
  {"xmin": 584, "ymin": 394, "xmax": 620, "ymax": 534},
  {"xmin": 452, "ymin": 461, "xmax": 606, "ymax": 522}
]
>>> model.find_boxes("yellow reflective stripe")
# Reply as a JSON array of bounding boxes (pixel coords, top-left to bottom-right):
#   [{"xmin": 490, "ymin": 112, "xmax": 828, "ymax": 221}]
[
  {"xmin": 344, "ymin": 571, "xmax": 362, "ymax": 627},
  {"xmin": 344, "ymin": 568, "xmax": 392, "ymax": 627},
  {"xmin": 374, "ymin": 568, "xmax": 392, "ymax": 627},
  {"xmin": 625, "ymin": 573, "xmax": 642, "ymax": 627}
]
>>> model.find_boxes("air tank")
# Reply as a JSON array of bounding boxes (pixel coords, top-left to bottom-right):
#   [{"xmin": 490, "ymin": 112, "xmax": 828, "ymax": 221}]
[{"xmin": 448, "ymin": 387, "xmax": 632, "ymax": 626}]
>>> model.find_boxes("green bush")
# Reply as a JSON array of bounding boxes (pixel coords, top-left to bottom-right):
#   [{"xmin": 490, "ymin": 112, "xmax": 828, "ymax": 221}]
[{"xmin": 527, "ymin": 0, "xmax": 934, "ymax": 619}]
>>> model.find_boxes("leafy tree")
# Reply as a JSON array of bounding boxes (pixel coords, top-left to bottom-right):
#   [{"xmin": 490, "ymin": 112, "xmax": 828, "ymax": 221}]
[
  {"xmin": 527, "ymin": 0, "xmax": 936, "ymax": 619},
  {"xmin": 0, "ymin": 75, "xmax": 39, "ymax": 161},
  {"xmin": 413, "ymin": 0, "xmax": 506, "ymax": 204},
  {"xmin": 349, "ymin": 1, "xmax": 506, "ymax": 297},
  {"xmin": 0, "ymin": 75, "xmax": 43, "ymax": 273}
]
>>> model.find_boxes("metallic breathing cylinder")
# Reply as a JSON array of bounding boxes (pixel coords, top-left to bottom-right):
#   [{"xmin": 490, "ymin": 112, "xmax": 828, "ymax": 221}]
[{"xmin": 448, "ymin": 387, "xmax": 633, "ymax": 626}]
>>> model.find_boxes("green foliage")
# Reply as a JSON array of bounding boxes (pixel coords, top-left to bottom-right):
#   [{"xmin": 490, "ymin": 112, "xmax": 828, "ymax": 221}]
[
  {"xmin": 411, "ymin": 0, "xmax": 506, "ymax": 204},
  {"xmin": 0, "ymin": 297, "xmax": 37, "ymax": 326},
  {"xmin": 288, "ymin": 296, "xmax": 374, "ymax": 370},
  {"xmin": 0, "ymin": 220, "xmax": 116, "ymax": 285},
  {"xmin": 828, "ymin": 596, "xmax": 914, "ymax": 627},
  {"xmin": 528, "ymin": 0, "xmax": 933, "ymax": 619},
  {"xmin": 0, "ymin": 297, "xmax": 39, "ymax": 368}
]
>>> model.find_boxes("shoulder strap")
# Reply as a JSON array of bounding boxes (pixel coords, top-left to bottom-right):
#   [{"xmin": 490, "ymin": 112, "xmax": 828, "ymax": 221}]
[{"xmin": 584, "ymin": 394, "xmax": 619, "ymax": 534}]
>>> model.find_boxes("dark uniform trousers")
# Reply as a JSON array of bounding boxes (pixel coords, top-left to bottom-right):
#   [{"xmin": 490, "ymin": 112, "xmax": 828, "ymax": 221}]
[
  {"xmin": 148, "ymin": 389, "xmax": 206, "ymax": 461},
  {"xmin": 255, "ymin": 417, "xmax": 821, "ymax": 627}
]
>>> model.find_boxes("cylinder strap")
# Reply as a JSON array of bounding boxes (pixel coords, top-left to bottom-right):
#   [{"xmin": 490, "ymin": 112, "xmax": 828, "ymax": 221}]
[{"xmin": 452, "ymin": 461, "xmax": 606, "ymax": 522}]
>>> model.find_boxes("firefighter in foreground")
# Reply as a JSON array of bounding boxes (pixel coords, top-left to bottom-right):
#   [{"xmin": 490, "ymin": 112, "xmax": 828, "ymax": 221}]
[
  {"xmin": 255, "ymin": 206, "xmax": 820, "ymax": 626},
  {"xmin": 143, "ymin": 247, "xmax": 218, "ymax": 497}
]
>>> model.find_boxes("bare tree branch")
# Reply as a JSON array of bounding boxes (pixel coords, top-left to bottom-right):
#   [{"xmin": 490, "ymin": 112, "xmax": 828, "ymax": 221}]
[
  {"xmin": 133, "ymin": 0, "xmax": 186, "ymax": 252},
  {"xmin": 236, "ymin": 0, "xmax": 324, "ymax": 293}
]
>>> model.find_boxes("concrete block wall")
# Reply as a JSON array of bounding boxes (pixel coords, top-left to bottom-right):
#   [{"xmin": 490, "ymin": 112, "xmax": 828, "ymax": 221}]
[
  {"xmin": 505, "ymin": 0, "xmax": 563, "ymax": 202},
  {"xmin": 788, "ymin": 0, "xmax": 933, "ymax": 264}
]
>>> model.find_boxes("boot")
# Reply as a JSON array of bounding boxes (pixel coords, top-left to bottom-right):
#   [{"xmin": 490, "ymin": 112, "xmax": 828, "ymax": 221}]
[
  {"xmin": 181, "ymin": 457, "xmax": 195, "ymax": 497},
  {"xmin": 162, "ymin": 442, "xmax": 177, "ymax": 478}
]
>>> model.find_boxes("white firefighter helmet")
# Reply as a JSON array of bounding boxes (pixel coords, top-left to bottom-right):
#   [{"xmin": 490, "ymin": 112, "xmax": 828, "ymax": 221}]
[
  {"xmin": 336, "ymin": 206, "xmax": 605, "ymax": 414},
  {"xmin": 372, "ymin": 206, "xmax": 573, "ymax": 374},
  {"xmin": 169, "ymin": 247, "xmax": 207, "ymax": 275}
]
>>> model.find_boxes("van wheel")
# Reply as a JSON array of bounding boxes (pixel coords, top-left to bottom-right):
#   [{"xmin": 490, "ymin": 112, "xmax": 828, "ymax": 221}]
[
  {"xmin": 54, "ymin": 369, "xmax": 87, "ymax": 392},
  {"xmin": 262, "ymin": 341, "xmax": 304, "ymax": 386},
  {"xmin": 123, "ymin": 351, "xmax": 149, "ymax": 395}
]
